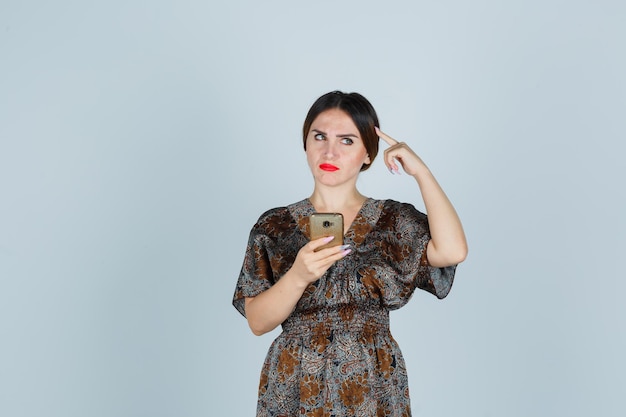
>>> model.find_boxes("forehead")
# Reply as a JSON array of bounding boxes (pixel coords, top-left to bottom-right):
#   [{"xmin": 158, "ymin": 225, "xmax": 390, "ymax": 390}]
[{"xmin": 311, "ymin": 108, "xmax": 359, "ymax": 134}]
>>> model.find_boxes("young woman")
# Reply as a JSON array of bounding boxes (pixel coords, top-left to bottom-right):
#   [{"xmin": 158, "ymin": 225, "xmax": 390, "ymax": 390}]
[{"xmin": 233, "ymin": 91, "xmax": 467, "ymax": 416}]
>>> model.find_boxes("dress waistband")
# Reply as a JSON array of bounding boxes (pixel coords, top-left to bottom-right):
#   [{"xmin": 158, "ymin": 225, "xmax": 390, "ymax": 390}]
[{"xmin": 281, "ymin": 305, "xmax": 389, "ymax": 337}]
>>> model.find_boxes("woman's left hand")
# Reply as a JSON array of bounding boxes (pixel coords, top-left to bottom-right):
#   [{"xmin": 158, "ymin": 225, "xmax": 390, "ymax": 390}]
[
  {"xmin": 376, "ymin": 127, "xmax": 427, "ymax": 177},
  {"xmin": 376, "ymin": 127, "xmax": 468, "ymax": 267}
]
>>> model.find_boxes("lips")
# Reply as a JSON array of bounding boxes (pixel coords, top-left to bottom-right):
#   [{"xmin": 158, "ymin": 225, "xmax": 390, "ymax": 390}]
[{"xmin": 319, "ymin": 163, "xmax": 339, "ymax": 172}]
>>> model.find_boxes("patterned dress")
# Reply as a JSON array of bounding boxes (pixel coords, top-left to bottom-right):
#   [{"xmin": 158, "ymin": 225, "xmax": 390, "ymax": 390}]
[{"xmin": 233, "ymin": 198, "xmax": 456, "ymax": 417}]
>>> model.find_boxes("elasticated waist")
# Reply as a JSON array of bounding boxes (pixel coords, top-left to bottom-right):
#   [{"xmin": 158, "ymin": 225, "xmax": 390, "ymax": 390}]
[{"xmin": 281, "ymin": 304, "xmax": 389, "ymax": 337}]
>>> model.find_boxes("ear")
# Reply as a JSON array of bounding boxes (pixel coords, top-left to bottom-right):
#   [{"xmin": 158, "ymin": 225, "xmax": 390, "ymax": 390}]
[{"xmin": 365, "ymin": 154, "xmax": 371, "ymax": 165}]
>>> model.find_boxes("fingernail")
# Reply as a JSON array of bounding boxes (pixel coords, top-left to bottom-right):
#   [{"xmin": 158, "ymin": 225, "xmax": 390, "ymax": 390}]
[
  {"xmin": 388, "ymin": 167, "xmax": 395, "ymax": 175},
  {"xmin": 342, "ymin": 248, "xmax": 352, "ymax": 255},
  {"xmin": 339, "ymin": 244, "xmax": 351, "ymax": 250},
  {"xmin": 323, "ymin": 236, "xmax": 335, "ymax": 242}
]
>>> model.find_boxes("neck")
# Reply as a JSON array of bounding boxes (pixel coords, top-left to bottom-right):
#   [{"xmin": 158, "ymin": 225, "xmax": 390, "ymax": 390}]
[{"xmin": 309, "ymin": 185, "xmax": 367, "ymax": 212}]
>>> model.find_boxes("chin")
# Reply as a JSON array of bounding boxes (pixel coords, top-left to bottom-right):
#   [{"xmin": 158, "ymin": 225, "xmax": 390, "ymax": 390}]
[
  {"xmin": 316, "ymin": 175, "xmax": 354, "ymax": 188},
  {"xmin": 314, "ymin": 173, "xmax": 338, "ymax": 183}
]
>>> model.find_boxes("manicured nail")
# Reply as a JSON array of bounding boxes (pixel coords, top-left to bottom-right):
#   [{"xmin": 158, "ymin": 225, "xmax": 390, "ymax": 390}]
[
  {"xmin": 388, "ymin": 167, "xmax": 395, "ymax": 174},
  {"xmin": 323, "ymin": 236, "xmax": 335, "ymax": 242},
  {"xmin": 339, "ymin": 244, "xmax": 351, "ymax": 250},
  {"xmin": 342, "ymin": 248, "xmax": 352, "ymax": 255}
]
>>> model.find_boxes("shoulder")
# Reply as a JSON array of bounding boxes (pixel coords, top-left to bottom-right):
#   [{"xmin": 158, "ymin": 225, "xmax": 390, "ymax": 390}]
[
  {"xmin": 251, "ymin": 199, "xmax": 307, "ymax": 237},
  {"xmin": 380, "ymin": 199, "xmax": 426, "ymax": 221},
  {"xmin": 377, "ymin": 199, "xmax": 430, "ymax": 242},
  {"xmin": 253, "ymin": 206, "xmax": 291, "ymax": 230},
  {"xmin": 376, "ymin": 199, "xmax": 429, "ymax": 237},
  {"xmin": 256, "ymin": 206, "xmax": 290, "ymax": 223}
]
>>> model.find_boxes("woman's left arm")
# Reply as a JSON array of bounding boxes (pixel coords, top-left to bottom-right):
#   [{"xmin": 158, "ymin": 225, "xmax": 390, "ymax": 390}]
[{"xmin": 377, "ymin": 127, "xmax": 468, "ymax": 268}]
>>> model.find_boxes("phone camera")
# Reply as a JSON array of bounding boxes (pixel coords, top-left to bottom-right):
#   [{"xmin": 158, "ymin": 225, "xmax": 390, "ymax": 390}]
[{"xmin": 323, "ymin": 221, "xmax": 331, "ymax": 228}]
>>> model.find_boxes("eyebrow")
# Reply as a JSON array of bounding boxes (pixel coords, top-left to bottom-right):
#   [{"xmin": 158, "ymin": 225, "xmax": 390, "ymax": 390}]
[{"xmin": 312, "ymin": 129, "xmax": 359, "ymax": 138}]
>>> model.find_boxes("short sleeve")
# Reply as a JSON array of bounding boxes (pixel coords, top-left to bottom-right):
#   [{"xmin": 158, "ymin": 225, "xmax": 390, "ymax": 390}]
[
  {"xmin": 232, "ymin": 223, "xmax": 275, "ymax": 317},
  {"xmin": 392, "ymin": 202, "xmax": 456, "ymax": 300}
]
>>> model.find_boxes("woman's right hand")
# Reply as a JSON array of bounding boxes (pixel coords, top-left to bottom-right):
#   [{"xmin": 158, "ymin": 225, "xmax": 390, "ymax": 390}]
[
  {"xmin": 245, "ymin": 236, "xmax": 351, "ymax": 335},
  {"xmin": 289, "ymin": 236, "xmax": 351, "ymax": 286}
]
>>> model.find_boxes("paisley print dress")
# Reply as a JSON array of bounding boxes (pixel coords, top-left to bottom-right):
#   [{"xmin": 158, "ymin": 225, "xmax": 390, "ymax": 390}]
[{"xmin": 233, "ymin": 198, "xmax": 456, "ymax": 417}]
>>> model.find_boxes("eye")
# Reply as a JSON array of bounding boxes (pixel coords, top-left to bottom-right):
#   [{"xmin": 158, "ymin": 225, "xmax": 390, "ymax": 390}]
[
  {"xmin": 314, "ymin": 133, "xmax": 325, "ymax": 141},
  {"xmin": 341, "ymin": 138, "xmax": 354, "ymax": 145}
]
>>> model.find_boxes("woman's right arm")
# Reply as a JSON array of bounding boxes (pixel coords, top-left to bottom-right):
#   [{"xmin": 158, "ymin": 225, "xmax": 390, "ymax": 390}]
[{"xmin": 244, "ymin": 237, "xmax": 351, "ymax": 336}]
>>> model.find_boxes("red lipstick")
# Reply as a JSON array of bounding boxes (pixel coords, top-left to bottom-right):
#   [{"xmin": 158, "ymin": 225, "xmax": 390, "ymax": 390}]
[{"xmin": 319, "ymin": 163, "xmax": 339, "ymax": 172}]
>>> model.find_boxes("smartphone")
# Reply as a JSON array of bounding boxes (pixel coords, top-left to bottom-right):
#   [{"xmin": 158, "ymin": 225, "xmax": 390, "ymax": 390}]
[{"xmin": 309, "ymin": 213, "xmax": 344, "ymax": 252}]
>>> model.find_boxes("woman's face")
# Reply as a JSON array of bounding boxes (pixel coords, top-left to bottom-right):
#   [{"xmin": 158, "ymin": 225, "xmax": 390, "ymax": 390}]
[{"xmin": 305, "ymin": 108, "xmax": 371, "ymax": 187}]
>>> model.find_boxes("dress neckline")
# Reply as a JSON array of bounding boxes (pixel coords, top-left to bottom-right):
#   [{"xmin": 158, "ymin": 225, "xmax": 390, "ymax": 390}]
[
  {"xmin": 289, "ymin": 197, "xmax": 381, "ymax": 247},
  {"xmin": 304, "ymin": 197, "xmax": 372, "ymax": 236}
]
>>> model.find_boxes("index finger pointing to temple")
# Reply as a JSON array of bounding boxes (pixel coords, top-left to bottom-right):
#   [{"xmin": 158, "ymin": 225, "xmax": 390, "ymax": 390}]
[{"xmin": 375, "ymin": 126, "xmax": 399, "ymax": 146}]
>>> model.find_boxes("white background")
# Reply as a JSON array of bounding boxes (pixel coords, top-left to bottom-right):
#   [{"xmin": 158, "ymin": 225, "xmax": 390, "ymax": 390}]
[{"xmin": 1, "ymin": 1, "xmax": 624, "ymax": 416}]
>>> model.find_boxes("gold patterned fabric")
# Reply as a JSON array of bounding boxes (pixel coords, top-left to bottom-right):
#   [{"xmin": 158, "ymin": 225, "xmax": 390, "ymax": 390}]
[{"xmin": 233, "ymin": 198, "xmax": 456, "ymax": 416}]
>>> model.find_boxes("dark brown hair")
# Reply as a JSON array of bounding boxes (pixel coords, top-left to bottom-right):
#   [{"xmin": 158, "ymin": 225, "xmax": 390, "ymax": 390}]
[{"xmin": 302, "ymin": 91, "xmax": 379, "ymax": 172}]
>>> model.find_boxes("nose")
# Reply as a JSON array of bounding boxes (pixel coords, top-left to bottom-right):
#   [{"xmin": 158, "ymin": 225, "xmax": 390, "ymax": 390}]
[{"xmin": 323, "ymin": 140, "xmax": 339, "ymax": 159}]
